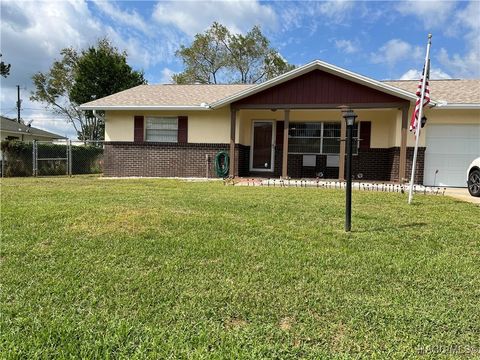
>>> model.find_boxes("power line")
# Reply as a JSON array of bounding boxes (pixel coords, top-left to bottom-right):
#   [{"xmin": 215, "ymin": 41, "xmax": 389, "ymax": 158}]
[{"xmin": 30, "ymin": 119, "xmax": 70, "ymax": 122}]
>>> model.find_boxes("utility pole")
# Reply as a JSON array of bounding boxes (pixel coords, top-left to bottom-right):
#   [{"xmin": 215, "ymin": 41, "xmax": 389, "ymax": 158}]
[{"xmin": 16, "ymin": 85, "xmax": 21, "ymax": 123}]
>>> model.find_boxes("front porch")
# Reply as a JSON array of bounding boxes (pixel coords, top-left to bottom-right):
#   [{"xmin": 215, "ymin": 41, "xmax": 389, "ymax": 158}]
[
  {"xmin": 226, "ymin": 68, "xmax": 420, "ymax": 183},
  {"xmin": 229, "ymin": 108, "xmax": 424, "ymax": 183}
]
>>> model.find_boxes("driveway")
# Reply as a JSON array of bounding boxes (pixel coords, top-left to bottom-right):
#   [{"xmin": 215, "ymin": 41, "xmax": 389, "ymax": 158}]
[{"xmin": 444, "ymin": 188, "xmax": 480, "ymax": 205}]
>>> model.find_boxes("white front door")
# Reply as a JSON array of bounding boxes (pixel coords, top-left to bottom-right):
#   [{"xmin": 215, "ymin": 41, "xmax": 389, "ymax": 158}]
[
  {"xmin": 250, "ymin": 120, "xmax": 275, "ymax": 172},
  {"xmin": 424, "ymin": 124, "xmax": 480, "ymax": 187}
]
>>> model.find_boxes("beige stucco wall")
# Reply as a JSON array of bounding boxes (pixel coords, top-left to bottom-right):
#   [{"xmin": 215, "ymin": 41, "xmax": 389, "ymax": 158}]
[
  {"xmin": 105, "ymin": 111, "xmax": 135, "ymax": 141},
  {"xmin": 105, "ymin": 108, "xmax": 231, "ymax": 143},
  {"xmin": 400, "ymin": 108, "xmax": 480, "ymax": 147},
  {"xmin": 104, "ymin": 107, "xmax": 479, "ymax": 148},
  {"xmin": 188, "ymin": 107, "xmax": 231, "ymax": 143}
]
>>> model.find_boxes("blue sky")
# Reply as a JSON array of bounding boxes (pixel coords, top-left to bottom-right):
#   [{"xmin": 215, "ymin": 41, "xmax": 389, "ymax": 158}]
[{"xmin": 1, "ymin": 0, "xmax": 479, "ymax": 138}]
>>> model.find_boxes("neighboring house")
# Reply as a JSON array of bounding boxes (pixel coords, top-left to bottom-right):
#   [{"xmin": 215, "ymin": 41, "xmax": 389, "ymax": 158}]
[
  {"xmin": 1, "ymin": 116, "xmax": 67, "ymax": 142},
  {"xmin": 79, "ymin": 60, "xmax": 480, "ymax": 187}
]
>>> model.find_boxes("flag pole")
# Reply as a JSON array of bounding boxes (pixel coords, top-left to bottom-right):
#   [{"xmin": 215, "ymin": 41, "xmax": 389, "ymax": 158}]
[{"xmin": 408, "ymin": 34, "xmax": 432, "ymax": 204}]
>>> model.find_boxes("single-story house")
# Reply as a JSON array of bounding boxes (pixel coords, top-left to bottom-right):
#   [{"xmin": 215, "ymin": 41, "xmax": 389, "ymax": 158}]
[
  {"xmin": 80, "ymin": 60, "xmax": 480, "ymax": 187},
  {"xmin": 1, "ymin": 116, "xmax": 67, "ymax": 142}
]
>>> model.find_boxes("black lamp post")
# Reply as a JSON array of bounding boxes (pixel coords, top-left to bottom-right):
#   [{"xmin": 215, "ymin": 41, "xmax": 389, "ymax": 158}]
[{"xmin": 342, "ymin": 109, "xmax": 357, "ymax": 232}]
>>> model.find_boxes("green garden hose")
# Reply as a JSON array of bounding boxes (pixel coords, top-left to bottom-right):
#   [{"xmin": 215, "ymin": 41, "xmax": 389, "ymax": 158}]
[{"xmin": 214, "ymin": 151, "xmax": 229, "ymax": 178}]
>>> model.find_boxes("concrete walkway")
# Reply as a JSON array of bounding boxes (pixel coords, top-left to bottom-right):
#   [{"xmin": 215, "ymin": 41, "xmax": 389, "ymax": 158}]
[{"xmin": 444, "ymin": 188, "xmax": 480, "ymax": 205}]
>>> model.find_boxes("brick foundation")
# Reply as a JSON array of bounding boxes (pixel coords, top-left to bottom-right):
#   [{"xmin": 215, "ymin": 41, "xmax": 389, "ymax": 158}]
[
  {"xmin": 388, "ymin": 147, "xmax": 426, "ymax": 184},
  {"xmin": 256, "ymin": 146, "xmax": 425, "ymax": 183},
  {"xmin": 104, "ymin": 142, "xmax": 425, "ymax": 184},
  {"xmin": 105, "ymin": 142, "xmax": 238, "ymax": 178}
]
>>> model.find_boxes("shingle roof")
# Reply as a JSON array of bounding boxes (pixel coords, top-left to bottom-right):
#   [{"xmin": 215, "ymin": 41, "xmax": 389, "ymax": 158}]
[
  {"xmin": 1, "ymin": 116, "xmax": 66, "ymax": 139},
  {"xmin": 382, "ymin": 79, "xmax": 480, "ymax": 104},
  {"xmin": 81, "ymin": 84, "xmax": 254, "ymax": 108}
]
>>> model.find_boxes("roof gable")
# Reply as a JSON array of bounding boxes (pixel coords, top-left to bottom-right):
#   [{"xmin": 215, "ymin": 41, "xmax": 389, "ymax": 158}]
[
  {"xmin": 231, "ymin": 69, "xmax": 409, "ymax": 108},
  {"xmin": 211, "ymin": 60, "xmax": 417, "ymax": 108}
]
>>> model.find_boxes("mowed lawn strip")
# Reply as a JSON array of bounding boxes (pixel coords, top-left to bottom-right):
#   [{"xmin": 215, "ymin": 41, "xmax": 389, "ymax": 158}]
[{"xmin": 1, "ymin": 177, "xmax": 479, "ymax": 359}]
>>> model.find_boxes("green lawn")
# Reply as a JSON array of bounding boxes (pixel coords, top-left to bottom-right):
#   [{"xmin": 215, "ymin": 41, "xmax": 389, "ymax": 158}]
[{"xmin": 1, "ymin": 177, "xmax": 479, "ymax": 359}]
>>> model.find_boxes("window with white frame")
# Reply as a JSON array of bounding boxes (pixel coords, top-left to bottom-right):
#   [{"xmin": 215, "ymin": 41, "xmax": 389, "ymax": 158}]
[
  {"xmin": 288, "ymin": 122, "xmax": 359, "ymax": 155},
  {"xmin": 145, "ymin": 117, "xmax": 178, "ymax": 142}
]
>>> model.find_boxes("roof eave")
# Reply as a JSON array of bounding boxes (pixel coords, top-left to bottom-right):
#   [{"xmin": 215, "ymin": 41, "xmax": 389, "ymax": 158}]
[
  {"xmin": 1, "ymin": 129, "xmax": 67, "ymax": 139},
  {"xmin": 433, "ymin": 103, "xmax": 480, "ymax": 110},
  {"xmin": 209, "ymin": 60, "xmax": 417, "ymax": 109},
  {"xmin": 78, "ymin": 105, "xmax": 211, "ymax": 111}
]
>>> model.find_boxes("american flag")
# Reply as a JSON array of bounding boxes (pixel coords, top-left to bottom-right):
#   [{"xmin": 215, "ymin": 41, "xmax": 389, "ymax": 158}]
[{"xmin": 409, "ymin": 64, "xmax": 430, "ymax": 134}]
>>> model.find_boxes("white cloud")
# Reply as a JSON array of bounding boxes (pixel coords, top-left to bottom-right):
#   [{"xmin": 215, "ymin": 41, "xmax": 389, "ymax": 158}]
[
  {"xmin": 316, "ymin": 0, "xmax": 355, "ymax": 22},
  {"xmin": 152, "ymin": 0, "xmax": 278, "ymax": 36},
  {"xmin": 0, "ymin": 0, "xmax": 104, "ymax": 138},
  {"xmin": 436, "ymin": 1, "xmax": 480, "ymax": 78},
  {"xmin": 0, "ymin": 0, "xmax": 187, "ymax": 138},
  {"xmin": 395, "ymin": 0, "xmax": 456, "ymax": 29},
  {"xmin": 394, "ymin": 1, "xmax": 479, "ymax": 78},
  {"xmin": 1, "ymin": 0, "xmax": 102, "ymax": 87},
  {"xmin": 400, "ymin": 68, "xmax": 452, "ymax": 80},
  {"xmin": 335, "ymin": 39, "xmax": 359, "ymax": 54},
  {"xmin": 438, "ymin": 47, "xmax": 480, "ymax": 78},
  {"xmin": 159, "ymin": 68, "xmax": 175, "ymax": 84},
  {"xmin": 92, "ymin": 1, "xmax": 151, "ymax": 35},
  {"xmin": 371, "ymin": 39, "xmax": 423, "ymax": 67},
  {"xmin": 278, "ymin": 0, "xmax": 355, "ymax": 33}
]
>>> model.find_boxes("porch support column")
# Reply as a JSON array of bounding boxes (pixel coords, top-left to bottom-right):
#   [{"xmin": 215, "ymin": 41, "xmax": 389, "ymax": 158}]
[
  {"xmin": 282, "ymin": 109, "xmax": 290, "ymax": 178},
  {"xmin": 229, "ymin": 108, "xmax": 237, "ymax": 177},
  {"xmin": 338, "ymin": 118, "xmax": 347, "ymax": 181},
  {"xmin": 398, "ymin": 105, "xmax": 409, "ymax": 183}
]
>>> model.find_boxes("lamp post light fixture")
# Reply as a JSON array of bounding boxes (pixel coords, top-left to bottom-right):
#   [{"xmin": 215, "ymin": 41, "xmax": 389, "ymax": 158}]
[{"xmin": 342, "ymin": 108, "xmax": 358, "ymax": 232}]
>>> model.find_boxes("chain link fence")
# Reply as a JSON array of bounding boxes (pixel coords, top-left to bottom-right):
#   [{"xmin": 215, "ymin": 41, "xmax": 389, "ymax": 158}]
[{"xmin": 1, "ymin": 140, "xmax": 104, "ymax": 177}]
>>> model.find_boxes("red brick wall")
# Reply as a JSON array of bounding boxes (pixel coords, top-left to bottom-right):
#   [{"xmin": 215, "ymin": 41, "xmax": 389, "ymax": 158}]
[
  {"xmin": 104, "ymin": 142, "xmax": 425, "ymax": 183},
  {"xmin": 105, "ymin": 142, "xmax": 236, "ymax": 178},
  {"xmin": 389, "ymin": 147, "xmax": 426, "ymax": 184},
  {"xmin": 274, "ymin": 147, "xmax": 425, "ymax": 183}
]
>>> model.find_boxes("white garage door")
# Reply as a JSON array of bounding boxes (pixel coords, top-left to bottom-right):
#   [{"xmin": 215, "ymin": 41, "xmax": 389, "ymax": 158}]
[{"xmin": 424, "ymin": 124, "xmax": 480, "ymax": 187}]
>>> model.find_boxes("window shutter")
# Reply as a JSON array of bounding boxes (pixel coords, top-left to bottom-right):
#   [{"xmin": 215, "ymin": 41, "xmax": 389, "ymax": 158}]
[
  {"xmin": 134, "ymin": 116, "xmax": 144, "ymax": 142},
  {"xmin": 178, "ymin": 116, "xmax": 188, "ymax": 143},
  {"xmin": 276, "ymin": 121, "xmax": 284, "ymax": 147},
  {"xmin": 359, "ymin": 121, "xmax": 371, "ymax": 149}
]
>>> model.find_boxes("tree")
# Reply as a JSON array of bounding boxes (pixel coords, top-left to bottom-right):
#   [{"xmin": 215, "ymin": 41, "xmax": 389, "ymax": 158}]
[
  {"xmin": 70, "ymin": 39, "xmax": 146, "ymax": 104},
  {"xmin": 1, "ymin": 53, "xmax": 11, "ymax": 78},
  {"xmin": 226, "ymin": 26, "xmax": 295, "ymax": 84},
  {"xmin": 31, "ymin": 39, "xmax": 146, "ymax": 140},
  {"xmin": 173, "ymin": 23, "xmax": 229, "ymax": 84},
  {"xmin": 173, "ymin": 22, "xmax": 294, "ymax": 84},
  {"xmin": 31, "ymin": 48, "xmax": 82, "ymax": 136}
]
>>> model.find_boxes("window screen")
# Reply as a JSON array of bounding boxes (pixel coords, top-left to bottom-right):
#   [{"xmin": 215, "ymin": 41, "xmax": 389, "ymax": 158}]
[
  {"xmin": 145, "ymin": 117, "xmax": 178, "ymax": 142},
  {"xmin": 288, "ymin": 123, "xmax": 322, "ymax": 154},
  {"xmin": 288, "ymin": 122, "xmax": 359, "ymax": 155}
]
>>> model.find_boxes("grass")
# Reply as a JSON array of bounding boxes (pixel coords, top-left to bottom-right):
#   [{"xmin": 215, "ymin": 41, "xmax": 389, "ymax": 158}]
[{"xmin": 1, "ymin": 176, "xmax": 479, "ymax": 359}]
